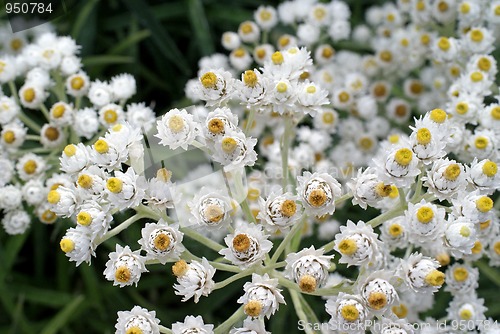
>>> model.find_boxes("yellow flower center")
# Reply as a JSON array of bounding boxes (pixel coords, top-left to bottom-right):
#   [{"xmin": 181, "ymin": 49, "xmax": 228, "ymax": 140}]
[
  {"xmin": 299, "ymin": 275, "xmax": 317, "ymax": 293},
  {"xmin": 341, "ymin": 305, "xmax": 359, "ymax": 321},
  {"xmin": 395, "ymin": 104, "xmax": 407, "ymax": 117},
  {"xmin": 471, "ymin": 241, "xmax": 483, "ymax": 254},
  {"xmin": 23, "ymin": 88, "xmax": 35, "ymax": 103},
  {"xmin": 438, "ymin": 1, "xmax": 448, "ymax": 11},
  {"xmin": 126, "ymin": 326, "xmax": 143, "ymax": 334},
  {"xmin": 77, "ymin": 212, "xmax": 92, "ymax": 226},
  {"xmin": 482, "ymin": 160, "xmax": 498, "ymax": 177},
  {"xmin": 374, "ymin": 182, "xmax": 392, "ymax": 197},
  {"xmin": 172, "ymin": 260, "xmax": 189, "ymax": 277},
  {"xmin": 388, "ymin": 224, "xmax": 403, "ymax": 237},
  {"xmin": 453, "ymin": 267, "xmax": 468, "ymax": 282},
  {"xmin": 278, "ymin": 36, "xmax": 290, "ymax": 48},
  {"xmin": 94, "ymin": 139, "xmax": 109, "ymax": 154},
  {"xmin": 470, "ymin": 71, "xmax": 484, "ymax": 82},
  {"xmin": 208, "ymin": 118, "xmax": 225, "ymax": 135},
  {"xmin": 388, "ymin": 185, "xmax": 399, "ymax": 199},
  {"xmin": 243, "ymin": 70, "xmax": 258, "ymax": 88},
  {"xmin": 480, "ymin": 220, "xmax": 491, "ymax": 230},
  {"xmin": 416, "ymin": 207, "xmax": 434, "ymax": 224},
  {"xmin": 233, "ymin": 48, "xmax": 245, "ymax": 58},
  {"xmin": 474, "ymin": 136, "xmax": 488, "ymax": 149},
  {"xmin": 459, "ymin": 309, "xmax": 473, "ymax": 320},
  {"xmin": 104, "ymin": 109, "xmax": 118, "ymax": 124},
  {"xmin": 106, "ymin": 177, "xmax": 123, "ymax": 193},
  {"xmin": 322, "ymin": 46, "xmax": 334, "ymax": 59},
  {"xmin": 2, "ymin": 130, "xmax": 15, "ymax": 144},
  {"xmin": 204, "ymin": 204, "xmax": 224, "ymax": 223},
  {"xmin": 392, "ymin": 304, "xmax": 408, "ymax": 318},
  {"xmin": 276, "ymin": 81, "xmax": 288, "ymax": 93},
  {"xmin": 23, "ymin": 160, "xmax": 37, "ymax": 174},
  {"xmin": 41, "ymin": 209, "xmax": 57, "ymax": 223},
  {"xmin": 492, "ymin": 241, "xmax": 500, "ymax": 255},
  {"xmin": 70, "ymin": 76, "xmax": 84, "ymax": 90},
  {"xmin": 368, "ymin": 292, "xmax": 387, "ymax": 310},
  {"xmin": 438, "ymin": 37, "xmax": 450, "ymax": 51},
  {"xmin": 280, "ymin": 199, "xmax": 297, "ymax": 217},
  {"xmin": 394, "ymin": 148, "xmax": 412, "ymax": 166},
  {"xmin": 450, "ymin": 66, "xmax": 460, "ymax": 77},
  {"xmin": 436, "ymin": 253, "xmax": 450, "ymax": 266},
  {"xmin": 168, "ymin": 115, "xmax": 185, "ymax": 133},
  {"xmin": 322, "ymin": 112, "xmax": 334, "ymax": 124},
  {"xmin": 306, "ymin": 85, "xmax": 316, "ymax": 94},
  {"xmin": 460, "ymin": 2, "xmax": 470, "ymax": 13},
  {"xmin": 495, "ymin": 5, "xmax": 500, "ymax": 16},
  {"xmin": 247, "ymin": 188, "xmax": 260, "ymax": 201},
  {"xmin": 429, "ymin": 108, "xmax": 447, "ymax": 123},
  {"xmin": 443, "ymin": 164, "xmax": 461, "ymax": 181},
  {"xmin": 115, "ymin": 266, "xmax": 131, "ymax": 283},
  {"xmin": 379, "ymin": 50, "xmax": 392, "ymax": 62},
  {"xmin": 244, "ymin": 300, "xmax": 263, "ymax": 317},
  {"xmin": 240, "ymin": 22, "xmax": 253, "ymax": 34},
  {"xmin": 455, "ymin": 102, "xmax": 468, "ymax": 115},
  {"xmin": 51, "ymin": 104, "xmax": 66, "ymax": 118},
  {"xmin": 388, "ymin": 134, "xmax": 399, "ymax": 144},
  {"xmin": 338, "ymin": 238, "xmax": 357, "ymax": 255},
  {"xmin": 78, "ymin": 174, "xmax": 93, "ymax": 189},
  {"xmin": 470, "ymin": 29, "xmax": 484, "ymax": 42},
  {"xmin": 416, "ymin": 128, "xmax": 432, "ymax": 145},
  {"xmin": 233, "ymin": 234, "xmax": 251, "ymax": 252},
  {"xmin": 460, "ymin": 225, "xmax": 471, "ymax": 237},
  {"xmin": 200, "ymin": 72, "xmax": 218, "ymax": 89},
  {"xmin": 421, "ymin": 34, "xmax": 430, "ymax": 45},
  {"xmin": 60, "ymin": 238, "xmax": 75, "ymax": 253},
  {"xmin": 478, "ymin": 57, "xmax": 491, "ymax": 71},
  {"xmin": 359, "ymin": 137, "xmax": 374, "ymax": 151},
  {"xmin": 338, "ymin": 91, "xmax": 350, "ymax": 103},
  {"xmin": 259, "ymin": 10, "xmax": 271, "ymax": 21},
  {"xmin": 10, "ymin": 38, "xmax": 22, "ymax": 51},
  {"xmin": 307, "ymin": 189, "xmax": 327, "ymax": 207},
  {"xmin": 63, "ymin": 144, "xmax": 76, "ymax": 157},
  {"xmin": 156, "ymin": 168, "xmax": 172, "ymax": 182},
  {"xmin": 154, "ymin": 233, "xmax": 171, "ymax": 251},
  {"xmin": 476, "ymin": 196, "xmax": 493, "ymax": 213},
  {"xmin": 221, "ymin": 137, "xmax": 238, "ymax": 154},
  {"xmin": 44, "ymin": 127, "xmax": 60, "ymax": 141},
  {"xmin": 490, "ymin": 106, "xmax": 500, "ymax": 120},
  {"xmin": 425, "ymin": 270, "xmax": 445, "ymax": 286},
  {"xmin": 373, "ymin": 83, "xmax": 387, "ymax": 97},
  {"xmin": 271, "ymin": 51, "xmax": 284, "ymax": 65}
]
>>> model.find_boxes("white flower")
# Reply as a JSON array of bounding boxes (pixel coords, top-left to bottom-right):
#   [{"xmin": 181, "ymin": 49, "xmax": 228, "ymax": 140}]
[
  {"xmin": 284, "ymin": 246, "xmax": 333, "ymax": 293},
  {"xmin": 229, "ymin": 47, "xmax": 253, "ymax": 71},
  {"xmin": 334, "ymin": 220, "xmax": 384, "ymax": 268},
  {"xmin": 296, "ymin": 171, "xmax": 342, "ymax": 216},
  {"xmin": 446, "ymin": 293, "xmax": 487, "ymax": 322},
  {"xmin": 0, "ymin": 96, "xmax": 20, "ymax": 125},
  {"xmin": 98, "ymin": 103, "xmax": 124, "ymax": 127},
  {"xmin": 59, "ymin": 226, "xmax": 95, "ymax": 266},
  {"xmin": 104, "ymin": 244, "xmax": 147, "ymax": 287},
  {"xmin": 110, "ymin": 73, "xmax": 136, "ymax": 101},
  {"xmin": 257, "ymin": 191, "xmax": 302, "ymax": 233},
  {"xmin": 75, "ymin": 200, "xmax": 112, "ymax": 240},
  {"xmin": 49, "ymin": 101, "xmax": 74, "ymax": 126},
  {"xmin": 467, "ymin": 158, "xmax": 499, "ymax": 194},
  {"xmin": 444, "ymin": 215, "xmax": 477, "ymax": 257},
  {"xmin": 452, "ymin": 190, "xmax": 494, "ymax": 225},
  {"xmin": 75, "ymin": 166, "xmax": 107, "ymax": 200},
  {"xmin": 380, "ymin": 216, "xmax": 408, "ymax": 250},
  {"xmin": 105, "ymin": 168, "xmax": 146, "ymax": 210},
  {"xmin": 145, "ymin": 168, "xmax": 175, "ymax": 211},
  {"xmin": 219, "ymin": 223, "xmax": 272, "ymax": 269},
  {"xmin": 66, "ymin": 71, "xmax": 90, "ymax": 97},
  {"xmin": 126, "ymin": 102, "xmax": 156, "ymax": 132},
  {"xmin": 0, "ymin": 157, "xmax": 14, "ymax": 187},
  {"xmin": 464, "ymin": 129, "xmax": 497, "ymax": 161},
  {"xmin": 138, "ymin": 220, "xmax": 185, "ymax": 264},
  {"xmin": 357, "ymin": 271, "xmax": 399, "ymax": 316},
  {"xmin": 237, "ymin": 69, "xmax": 268, "ymax": 107},
  {"xmin": 347, "ymin": 167, "xmax": 393, "ymax": 210},
  {"xmin": 194, "ymin": 69, "xmax": 235, "ymax": 107},
  {"xmin": 60, "ymin": 143, "xmax": 90, "ymax": 176},
  {"xmin": 1, "ymin": 209, "xmax": 30, "ymax": 235},
  {"xmin": 88, "ymin": 80, "xmax": 113, "ymax": 107},
  {"xmin": 71, "ymin": 107, "xmax": 99, "ymax": 140},
  {"xmin": 172, "ymin": 258, "xmax": 215, "ymax": 303},
  {"xmin": 1, "ymin": 121, "xmax": 27, "ymax": 150},
  {"xmin": 230, "ymin": 318, "xmax": 270, "ymax": 334},
  {"xmin": 171, "ymin": 315, "xmax": 214, "ymax": 334},
  {"xmin": 296, "ymin": 81, "xmax": 329, "ymax": 116},
  {"xmin": 237, "ymin": 273, "xmax": 285, "ymax": 319},
  {"xmin": 90, "ymin": 137, "xmax": 128, "ymax": 171},
  {"xmin": 16, "ymin": 153, "xmax": 47, "ymax": 181},
  {"xmin": 254, "ymin": 6, "xmax": 278, "ymax": 30},
  {"xmin": 326, "ymin": 293, "xmax": 369, "ymax": 334},
  {"xmin": 238, "ymin": 21, "xmax": 260, "ymax": 43},
  {"xmin": 423, "ymin": 158, "xmax": 467, "ymax": 200},
  {"xmin": 0, "ymin": 185, "xmax": 22, "ymax": 212},
  {"xmin": 203, "ymin": 107, "xmax": 238, "ymax": 141},
  {"xmin": 155, "ymin": 108, "xmax": 199, "ymax": 150},
  {"xmin": 22, "ymin": 179, "xmax": 46, "ymax": 206},
  {"xmin": 409, "ymin": 118, "xmax": 447, "ymax": 164},
  {"xmin": 444, "ymin": 263, "xmax": 479, "ymax": 295},
  {"xmin": 188, "ymin": 187, "xmax": 232, "ymax": 229},
  {"xmin": 370, "ymin": 317, "xmax": 415, "ymax": 334},
  {"xmin": 397, "ymin": 252, "xmax": 445, "ymax": 294},
  {"xmin": 115, "ymin": 306, "xmax": 160, "ymax": 334},
  {"xmin": 19, "ymin": 83, "xmax": 47, "ymax": 109},
  {"xmin": 211, "ymin": 130, "xmax": 258, "ymax": 171},
  {"xmin": 0, "ymin": 56, "xmax": 17, "ymax": 83},
  {"xmin": 405, "ymin": 200, "xmax": 446, "ymax": 246},
  {"xmin": 221, "ymin": 31, "xmax": 240, "ymax": 50}
]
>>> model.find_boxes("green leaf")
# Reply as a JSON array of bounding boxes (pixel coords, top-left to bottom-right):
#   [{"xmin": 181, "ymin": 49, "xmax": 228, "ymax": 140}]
[
  {"xmin": 121, "ymin": 0, "xmax": 191, "ymax": 74},
  {"xmin": 476, "ymin": 260, "xmax": 500, "ymax": 287},
  {"xmin": 108, "ymin": 29, "xmax": 151, "ymax": 55},
  {"xmin": 187, "ymin": 0, "xmax": 214, "ymax": 56},
  {"xmin": 70, "ymin": 0, "xmax": 99, "ymax": 40},
  {"xmin": 40, "ymin": 295, "xmax": 85, "ymax": 334},
  {"xmin": 0, "ymin": 233, "xmax": 29, "ymax": 283},
  {"xmin": 10, "ymin": 285, "xmax": 73, "ymax": 307},
  {"xmin": 82, "ymin": 55, "xmax": 134, "ymax": 66}
]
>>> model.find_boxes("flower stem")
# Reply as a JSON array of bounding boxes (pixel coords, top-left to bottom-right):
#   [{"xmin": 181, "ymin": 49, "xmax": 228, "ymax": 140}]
[
  {"xmin": 159, "ymin": 325, "xmax": 173, "ymax": 334},
  {"xmin": 335, "ymin": 192, "xmax": 353, "ymax": 205},
  {"xmin": 95, "ymin": 213, "xmax": 147, "ymax": 246},
  {"xmin": 214, "ymin": 268, "xmax": 254, "ymax": 290},
  {"xmin": 214, "ymin": 306, "xmax": 245, "ymax": 334},
  {"xmin": 40, "ymin": 103, "xmax": 51, "ymax": 121},
  {"xmin": 366, "ymin": 205, "xmax": 406, "ymax": 228},
  {"xmin": 244, "ymin": 108, "xmax": 256, "ymax": 135},
  {"xmin": 270, "ymin": 216, "xmax": 304, "ymax": 264},
  {"xmin": 181, "ymin": 227, "xmax": 225, "ymax": 253},
  {"xmin": 289, "ymin": 289, "xmax": 315, "ymax": 334},
  {"xmin": 281, "ymin": 115, "xmax": 293, "ymax": 190},
  {"xmin": 17, "ymin": 111, "xmax": 42, "ymax": 134}
]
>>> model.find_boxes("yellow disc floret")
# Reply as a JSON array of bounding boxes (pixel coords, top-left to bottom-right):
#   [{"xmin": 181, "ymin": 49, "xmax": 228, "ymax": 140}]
[
  {"xmin": 482, "ymin": 160, "xmax": 498, "ymax": 177},
  {"xmin": 23, "ymin": 160, "xmax": 37, "ymax": 174},
  {"xmin": 77, "ymin": 212, "xmax": 92, "ymax": 226},
  {"xmin": 168, "ymin": 115, "xmax": 185, "ymax": 133},
  {"xmin": 459, "ymin": 309, "xmax": 473, "ymax": 320},
  {"xmin": 425, "ymin": 270, "xmax": 445, "ymax": 286},
  {"xmin": 64, "ymin": 144, "xmax": 77, "ymax": 157},
  {"xmin": 280, "ymin": 199, "xmax": 297, "ymax": 217},
  {"xmin": 221, "ymin": 137, "xmax": 238, "ymax": 154},
  {"xmin": 340, "ymin": 305, "xmax": 359, "ymax": 321},
  {"xmin": 2, "ymin": 130, "xmax": 15, "ymax": 144},
  {"xmin": 276, "ymin": 82, "xmax": 288, "ymax": 93},
  {"xmin": 429, "ymin": 108, "xmax": 447, "ymax": 123},
  {"xmin": 271, "ymin": 51, "xmax": 284, "ymax": 65},
  {"xmin": 338, "ymin": 238, "xmax": 357, "ymax": 256},
  {"xmin": 476, "ymin": 196, "xmax": 493, "ymax": 213},
  {"xmin": 115, "ymin": 266, "xmax": 131, "ymax": 283},
  {"xmin": 299, "ymin": 275, "xmax": 317, "ymax": 293},
  {"xmin": 52, "ymin": 104, "xmax": 66, "ymax": 118},
  {"xmin": 470, "ymin": 71, "xmax": 484, "ymax": 82},
  {"xmin": 154, "ymin": 233, "xmax": 171, "ymax": 251},
  {"xmin": 455, "ymin": 102, "xmax": 468, "ymax": 115},
  {"xmin": 23, "ymin": 88, "xmax": 35, "ymax": 103},
  {"xmin": 453, "ymin": 267, "xmax": 468, "ymax": 282},
  {"xmin": 47, "ymin": 190, "xmax": 60, "ymax": 204},
  {"xmin": 308, "ymin": 189, "xmax": 327, "ymax": 207},
  {"xmin": 470, "ymin": 29, "xmax": 484, "ymax": 42},
  {"xmin": 437, "ymin": 37, "xmax": 450, "ymax": 51},
  {"xmin": 394, "ymin": 148, "xmax": 413, "ymax": 166},
  {"xmin": 106, "ymin": 177, "xmax": 123, "ymax": 194},
  {"xmin": 70, "ymin": 76, "xmax": 84, "ymax": 90},
  {"xmin": 416, "ymin": 207, "xmax": 434, "ymax": 224},
  {"xmin": 243, "ymin": 70, "xmax": 258, "ymax": 88},
  {"xmin": 368, "ymin": 292, "xmax": 387, "ymax": 310},
  {"xmin": 244, "ymin": 300, "xmax": 263, "ymax": 317},
  {"xmin": 388, "ymin": 224, "xmax": 403, "ymax": 237},
  {"xmin": 172, "ymin": 260, "xmax": 189, "ymax": 277},
  {"xmin": 200, "ymin": 72, "xmax": 218, "ymax": 89},
  {"xmin": 416, "ymin": 128, "xmax": 432, "ymax": 145},
  {"xmin": 94, "ymin": 139, "xmax": 109, "ymax": 154},
  {"xmin": 78, "ymin": 174, "xmax": 93, "ymax": 189},
  {"xmin": 60, "ymin": 238, "xmax": 75, "ymax": 253},
  {"xmin": 443, "ymin": 164, "xmax": 461, "ymax": 181},
  {"xmin": 232, "ymin": 234, "xmax": 251, "ymax": 252}
]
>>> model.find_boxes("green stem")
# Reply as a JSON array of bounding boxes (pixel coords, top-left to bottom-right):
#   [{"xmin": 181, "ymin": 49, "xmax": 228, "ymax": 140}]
[
  {"xmin": 366, "ymin": 205, "xmax": 406, "ymax": 228},
  {"xmin": 335, "ymin": 193, "xmax": 353, "ymax": 206},
  {"xmin": 214, "ymin": 306, "xmax": 245, "ymax": 334},
  {"xmin": 159, "ymin": 325, "xmax": 173, "ymax": 334},
  {"xmin": 25, "ymin": 134, "xmax": 40, "ymax": 141},
  {"xmin": 244, "ymin": 108, "xmax": 256, "ymax": 135},
  {"xmin": 8, "ymin": 81, "xmax": 19, "ymax": 104},
  {"xmin": 40, "ymin": 104, "xmax": 51, "ymax": 121},
  {"xmin": 94, "ymin": 213, "xmax": 147, "ymax": 246},
  {"xmin": 213, "ymin": 268, "xmax": 254, "ymax": 290},
  {"xmin": 270, "ymin": 216, "xmax": 305, "ymax": 264},
  {"xmin": 289, "ymin": 289, "xmax": 315, "ymax": 334},
  {"xmin": 181, "ymin": 227, "xmax": 225, "ymax": 252},
  {"xmin": 233, "ymin": 171, "xmax": 256, "ymax": 224},
  {"xmin": 51, "ymin": 70, "xmax": 68, "ymax": 103},
  {"xmin": 75, "ymin": 96, "xmax": 82, "ymax": 110},
  {"xmin": 17, "ymin": 112, "xmax": 41, "ymax": 133}
]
